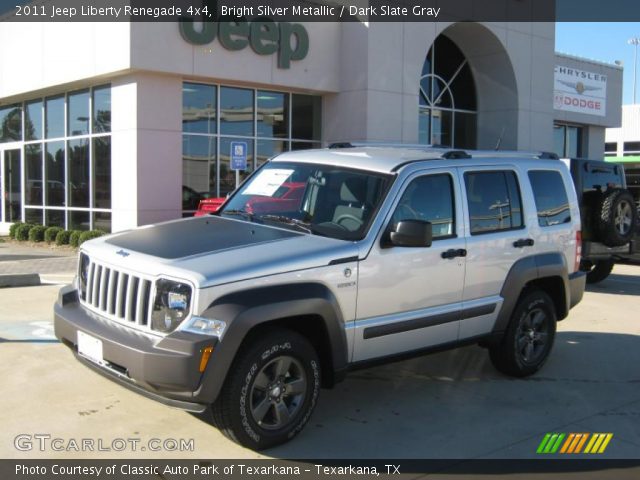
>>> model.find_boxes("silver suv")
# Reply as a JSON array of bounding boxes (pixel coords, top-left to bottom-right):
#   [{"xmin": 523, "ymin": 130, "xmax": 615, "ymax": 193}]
[{"xmin": 54, "ymin": 146, "xmax": 586, "ymax": 450}]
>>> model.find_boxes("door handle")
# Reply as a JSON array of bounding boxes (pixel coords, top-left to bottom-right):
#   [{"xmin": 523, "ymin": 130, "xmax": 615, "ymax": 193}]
[
  {"xmin": 513, "ymin": 238, "xmax": 535, "ymax": 248},
  {"xmin": 441, "ymin": 248, "xmax": 467, "ymax": 259}
]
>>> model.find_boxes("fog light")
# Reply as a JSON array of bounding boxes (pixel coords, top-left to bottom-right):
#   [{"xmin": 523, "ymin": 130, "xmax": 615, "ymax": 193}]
[
  {"xmin": 180, "ymin": 316, "xmax": 226, "ymax": 337},
  {"xmin": 199, "ymin": 346, "xmax": 214, "ymax": 373}
]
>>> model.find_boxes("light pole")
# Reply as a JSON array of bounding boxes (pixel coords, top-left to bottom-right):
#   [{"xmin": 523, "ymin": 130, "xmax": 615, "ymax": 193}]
[{"xmin": 629, "ymin": 37, "xmax": 640, "ymax": 104}]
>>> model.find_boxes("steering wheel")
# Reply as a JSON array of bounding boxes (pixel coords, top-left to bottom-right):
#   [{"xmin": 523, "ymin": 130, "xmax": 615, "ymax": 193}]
[{"xmin": 334, "ymin": 214, "xmax": 363, "ymax": 231}]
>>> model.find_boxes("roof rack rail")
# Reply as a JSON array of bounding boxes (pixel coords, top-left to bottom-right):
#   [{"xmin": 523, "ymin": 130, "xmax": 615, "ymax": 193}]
[{"xmin": 328, "ymin": 141, "xmax": 439, "ymax": 149}]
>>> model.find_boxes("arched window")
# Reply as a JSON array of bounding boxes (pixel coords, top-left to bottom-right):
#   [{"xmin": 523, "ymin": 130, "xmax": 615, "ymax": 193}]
[{"xmin": 419, "ymin": 35, "xmax": 477, "ymax": 148}]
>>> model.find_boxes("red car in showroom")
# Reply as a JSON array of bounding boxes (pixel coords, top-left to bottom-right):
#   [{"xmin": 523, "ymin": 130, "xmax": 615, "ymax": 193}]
[{"xmin": 194, "ymin": 182, "xmax": 305, "ymax": 216}]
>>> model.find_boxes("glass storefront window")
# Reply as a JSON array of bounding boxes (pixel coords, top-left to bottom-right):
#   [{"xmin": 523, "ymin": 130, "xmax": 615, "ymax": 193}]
[
  {"xmin": 69, "ymin": 210, "xmax": 90, "ymax": 231},
  {"xmin": 183, "ymin": 82, "xmax": 321, "ymax": 209},
  {"xmin": 257, "ymin": 91, "xmax": 288, "ymax": 138},
  {"xmin": 45, "ymin": 96, "xmax": 64, "ymax": 139},
  {"xmin": 25, "ymin": 209, "xmax": 43, "ymax": 225},
  {"xmin": 220, "ymin": 87, "xmax": 254, "ymax": 136},
  {"xmin": 183, "ymin": 83, "xmax": 217, "ymax": 134},
  {"xmin": 0, "ymin": 104, "xmax": 22, "ymax": 143},
  {"xmin": 68, "ymin": 90, "xmax": 90, "ymax": 136},
  {"xmin": 419, "ymin": 35, "xmax": 477, "ymax": 148},
  {"xmin": 68, "ymin": 139, "xmax": 90, "ymax": 207},
  {"xmin": 182, "ymin": 134, "xmax": 215, "ymax": 205},
  {"xmin": 25, "ymin": 101, "xmax": 43, "ymax": 141},
  {"xmin": 93, "ymin": 85, "xmax": 111, "ymax": 133},
  {"xmin": 93, "ymin": 136, "xmax": 111, "ymax": 209},
  {"xmin": 45, "ymin": 209, "xmax": 65, "ymax": 228},
  {"xmin": 1, "ymin": 85, "xmax": 111, "ymax": 231},
  {"xmin": 45, "ymin": 141, "xmax": 65, "ymax": 206},
  {"xmin": 257, "ymin": 139, "xmax": 287, "ymax": 167},
  {"xmin": 25, "ymin": 144, "xmax": 43, "ymax": 205},
  {"xmin": 93, "ymin": 212, "xmax": 111, "ymax": 232},
  {"xmin": 554, "ymin": 124, "xmax": 583, "ymax": 158},
  {"xmin": 292, "ymin": 94, "xmax": 321, "ymax": 140}
]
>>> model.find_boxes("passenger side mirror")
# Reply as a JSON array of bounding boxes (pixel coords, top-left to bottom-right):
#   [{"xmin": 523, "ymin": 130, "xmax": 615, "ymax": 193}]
[{"xmin": 387, "ymin": 220, "xmax": 433, "ymax": 248}]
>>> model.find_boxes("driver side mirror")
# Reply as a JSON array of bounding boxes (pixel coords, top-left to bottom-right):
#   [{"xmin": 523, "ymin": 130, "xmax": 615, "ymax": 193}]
[{"xmin": 385, "ymin": 220, "xmax": 433, "ymax": 248}]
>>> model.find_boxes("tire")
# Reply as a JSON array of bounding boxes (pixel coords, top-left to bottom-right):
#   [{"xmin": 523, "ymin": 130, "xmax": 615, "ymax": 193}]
[
  {"xmin": 211, "ymin": 328, "xmax": 321, "ymax": 450},
  {"xmin": 585, "ymin": 259, "xmax": 615, "ymax": 284},
  {"xmin": 597, "ymin": 188, "xmax": 637, "ymax": 247},
  {"xmin": 489, "ymin": 290, "xmax": 557, "ymax": 377}
]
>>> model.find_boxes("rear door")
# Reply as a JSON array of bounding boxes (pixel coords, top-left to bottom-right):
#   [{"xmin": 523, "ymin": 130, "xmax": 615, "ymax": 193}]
[{"xmin": 458, "ymin": 166, "xmax": 531, "ymax": 339}]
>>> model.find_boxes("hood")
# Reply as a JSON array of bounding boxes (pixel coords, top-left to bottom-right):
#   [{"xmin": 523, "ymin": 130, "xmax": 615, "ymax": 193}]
[{"xmin": 84, "ymin": 216, "xmax": 359, "ymax": 288}]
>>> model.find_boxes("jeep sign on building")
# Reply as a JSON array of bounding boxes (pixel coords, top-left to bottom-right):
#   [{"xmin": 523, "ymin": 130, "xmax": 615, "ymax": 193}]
[{"xmin": 0, "ymin": 16, "xmax": 622, "ymax": 234}]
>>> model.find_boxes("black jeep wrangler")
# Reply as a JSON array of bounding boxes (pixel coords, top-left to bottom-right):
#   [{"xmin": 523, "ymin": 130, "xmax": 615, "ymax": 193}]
[{"xmin": 565, "ymin": 158, "xmax": 639, "ymax": 283}]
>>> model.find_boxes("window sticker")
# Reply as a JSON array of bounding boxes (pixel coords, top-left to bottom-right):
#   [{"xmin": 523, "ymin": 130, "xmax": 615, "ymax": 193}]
[{"xmin": 243, "ymin": 169, "xmax": 294, "ymax": 197}]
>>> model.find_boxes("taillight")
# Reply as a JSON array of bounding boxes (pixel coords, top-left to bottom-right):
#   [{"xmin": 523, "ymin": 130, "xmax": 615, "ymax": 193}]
[{"xmin": 575, "ymin": 230, "xmax": 582, "ymax": 272}]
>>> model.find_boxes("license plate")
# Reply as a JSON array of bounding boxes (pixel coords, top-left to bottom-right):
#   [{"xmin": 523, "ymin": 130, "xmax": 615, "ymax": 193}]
[{"xmin": 77, "ymin": 331, "xmax": 104, "ymax": 365}]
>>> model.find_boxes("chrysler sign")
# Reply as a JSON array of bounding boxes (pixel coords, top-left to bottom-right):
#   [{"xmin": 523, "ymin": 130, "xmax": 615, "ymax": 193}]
[{"xmin": 554, "ymin": 66, "xmax": 607, "ymax": 117}]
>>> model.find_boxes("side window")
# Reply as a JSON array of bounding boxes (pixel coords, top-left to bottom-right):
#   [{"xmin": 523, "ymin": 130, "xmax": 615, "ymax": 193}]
[
  {"xmin": 528, "ymin": 170, "xmax": 571, "ymax": 227},
  {"xmin": 465, "ymin": 171, "xmax": 523, "ymax": 235},
  {"xmin": 392, "ymin": 174, "xmax": 455, "ymax": 239}
]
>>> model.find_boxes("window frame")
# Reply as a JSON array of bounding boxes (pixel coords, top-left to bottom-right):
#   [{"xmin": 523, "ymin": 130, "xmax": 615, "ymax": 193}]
[
  {"xmin": 464, "ymin": 169, "xmax": 525, "ymax": 236},
  {"xmin": 389, "ymin": 172, "xmax": 457, "ymax": 241},
  {"xmin": 527, "ymin": 169, "xmax": 572, "ymax": 228}
]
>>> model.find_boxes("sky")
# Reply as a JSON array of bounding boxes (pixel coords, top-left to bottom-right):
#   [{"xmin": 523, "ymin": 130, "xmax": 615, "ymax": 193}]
[{"xmin": 556, "ymin": 22, "xmax": 640, "ymax": 105}]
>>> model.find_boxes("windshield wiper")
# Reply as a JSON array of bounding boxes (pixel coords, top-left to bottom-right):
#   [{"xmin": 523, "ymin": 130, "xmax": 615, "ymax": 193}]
[
  {"xmin": 260, "ymin": 215, "xmax": 315, "ymax": 234},
  {"xmin": 221, "ymin": 209, "xmax": 255, "ymax": 222}
]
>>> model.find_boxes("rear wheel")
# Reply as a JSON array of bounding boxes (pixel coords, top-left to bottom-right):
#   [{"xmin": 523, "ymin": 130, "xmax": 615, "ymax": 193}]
[
  {"xmin": 489, "ymin": 290, "xmax": 556, "ymax": 377},
  {"xmin": 211, "ymin": 328, "xmax": 320, "ymax": 450},
  {"xmin": 585, "ymin": 259, "xmax": 615, "ymax": 284}
]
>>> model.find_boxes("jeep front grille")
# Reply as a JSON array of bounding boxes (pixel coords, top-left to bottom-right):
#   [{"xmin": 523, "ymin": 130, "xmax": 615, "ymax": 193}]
[{"xmin": 82, "ymin": 260, "xmax": 154, "ymax": 331}]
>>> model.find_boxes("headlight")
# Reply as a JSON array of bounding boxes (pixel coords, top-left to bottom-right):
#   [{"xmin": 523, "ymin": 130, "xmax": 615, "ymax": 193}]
[
  {"xmin": 151, "ymin": 279, "xmax": 192, "ymax": 333},
  {"xmin": 180, "ymin": 316, "xmax": 226, "ymax": 337},
  {"xmin": 78, "ymin": 253, "xmax": 90, "ymax": 301}
]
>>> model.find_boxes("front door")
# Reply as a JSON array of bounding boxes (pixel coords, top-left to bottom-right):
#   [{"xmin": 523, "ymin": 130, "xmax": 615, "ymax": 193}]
[
  {"xmin": 2, "ymin": 149, "xmax": 22, "ymax": 223},
  {"xmin": 353, "ymin": 168, "xmax": 467, "ymax": 362}
]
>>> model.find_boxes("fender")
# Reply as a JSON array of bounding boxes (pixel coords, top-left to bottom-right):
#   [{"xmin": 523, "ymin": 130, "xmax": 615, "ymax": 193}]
[
  {"xmin": 192, "ymin": 283, "xmax": 348, "ymax": 403},
  {"xmin": 492, "ymin": 253, "xmax": 570, "ymax": 335}
]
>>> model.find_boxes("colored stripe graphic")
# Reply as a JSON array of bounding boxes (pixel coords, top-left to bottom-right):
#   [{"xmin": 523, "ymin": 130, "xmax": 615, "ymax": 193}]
[
  {"xmin": 537, "ymin": 433, "xmax": 565, "ymax": 453},
  {"xmin": 538, "ymin": 433, "xmax": 613, "ymax": 454}
]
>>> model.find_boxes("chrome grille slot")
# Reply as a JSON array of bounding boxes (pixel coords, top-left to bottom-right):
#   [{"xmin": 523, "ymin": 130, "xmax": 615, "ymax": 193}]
[{"xmin": 81, "ymin": 259, "xmax": 155, "ymax": 333}]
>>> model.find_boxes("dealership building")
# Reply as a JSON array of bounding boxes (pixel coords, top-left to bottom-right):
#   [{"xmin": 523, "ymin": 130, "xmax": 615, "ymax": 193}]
[{"xmin": 0, "ymin": 17, "xmax": 623, "ymax": 234}]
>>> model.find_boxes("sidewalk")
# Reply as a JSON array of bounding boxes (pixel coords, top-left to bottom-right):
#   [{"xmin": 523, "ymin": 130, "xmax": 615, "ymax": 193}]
[{"xmin": 0, "ymin": 240, "xmax": 77, "ymax": 287}]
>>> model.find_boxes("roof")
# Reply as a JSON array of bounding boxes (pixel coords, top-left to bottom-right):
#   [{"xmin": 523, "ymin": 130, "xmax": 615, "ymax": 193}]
[{"xmin": 272, "ymin": 146, "xmax": 557, "ymax": 174}]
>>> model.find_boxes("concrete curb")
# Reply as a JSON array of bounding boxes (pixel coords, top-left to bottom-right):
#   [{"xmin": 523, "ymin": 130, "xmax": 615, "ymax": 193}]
[{"xmin": 0, "ymin": 273, "xmax": 40, "ymax": 288}]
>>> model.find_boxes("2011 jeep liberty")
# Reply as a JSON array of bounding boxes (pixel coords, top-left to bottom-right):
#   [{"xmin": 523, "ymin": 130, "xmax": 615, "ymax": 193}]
[{"xmin": 55, "ymin": 145, "xmax": 586, "ymax": 450}]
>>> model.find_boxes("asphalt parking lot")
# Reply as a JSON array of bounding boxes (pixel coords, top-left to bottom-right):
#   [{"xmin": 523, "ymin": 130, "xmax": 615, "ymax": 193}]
[{"xmin": 1, "ymin": 264, "xmax": 639, "ymax": 460}]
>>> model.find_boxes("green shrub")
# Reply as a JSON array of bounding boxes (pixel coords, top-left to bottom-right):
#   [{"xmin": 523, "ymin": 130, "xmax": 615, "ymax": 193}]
[
  {"xmin": 9, "ymin": 222, "xmax": 23, "ymax": 239},
  {"xmin": 28, "ymin": 225, "xmax": 47, "ymax": 243},
  {"xmin": 15, "ymin": 224, "xmax": 35, "ymax": 241},
  {"xmin": 69, "ymin": 230, "xmax": 83, "ymax": 248},
  {"xmin": 55, "ymin": 230, "xmax": 72, "ymax": 246},
  {"xmin": 78, "ymin": 230, "xmax": 106, "ymax": 246},
  {"xmin": 44, "ymin": 226, "xmax": 63, "ymax": 243}
]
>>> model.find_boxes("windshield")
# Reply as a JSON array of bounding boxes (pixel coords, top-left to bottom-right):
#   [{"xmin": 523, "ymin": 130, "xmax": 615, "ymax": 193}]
[{"xmin": 220, "ymin": 162, "xmax": 393, "ymax": 240}]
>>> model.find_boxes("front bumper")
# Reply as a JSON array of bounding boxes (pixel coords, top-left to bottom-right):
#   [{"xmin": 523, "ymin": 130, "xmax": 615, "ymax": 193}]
[{"xmin": 53, "ymin": 285, "xmax": 217, "ymax": 412}]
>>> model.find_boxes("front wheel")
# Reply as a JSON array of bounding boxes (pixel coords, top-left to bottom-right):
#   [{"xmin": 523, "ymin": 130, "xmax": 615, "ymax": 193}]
[
  {"xmin": 211, "ymin": 328, "xmax": 321, "ymax": 450},
  {"xmin": 489, "ymin": 290, "xmax": 557, "ymax": 377}
]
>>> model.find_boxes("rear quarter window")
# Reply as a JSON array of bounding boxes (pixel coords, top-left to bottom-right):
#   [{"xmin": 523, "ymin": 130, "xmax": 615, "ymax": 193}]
[{"xmin": 528, "ymin": 170, "xmax": 571, "ymax": 227}]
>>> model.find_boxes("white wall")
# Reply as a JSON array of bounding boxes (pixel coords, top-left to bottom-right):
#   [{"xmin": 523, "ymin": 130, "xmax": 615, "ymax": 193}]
[{"xmin": 0, "ymin": 22, "xmax": 130, "ymax": 100}]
